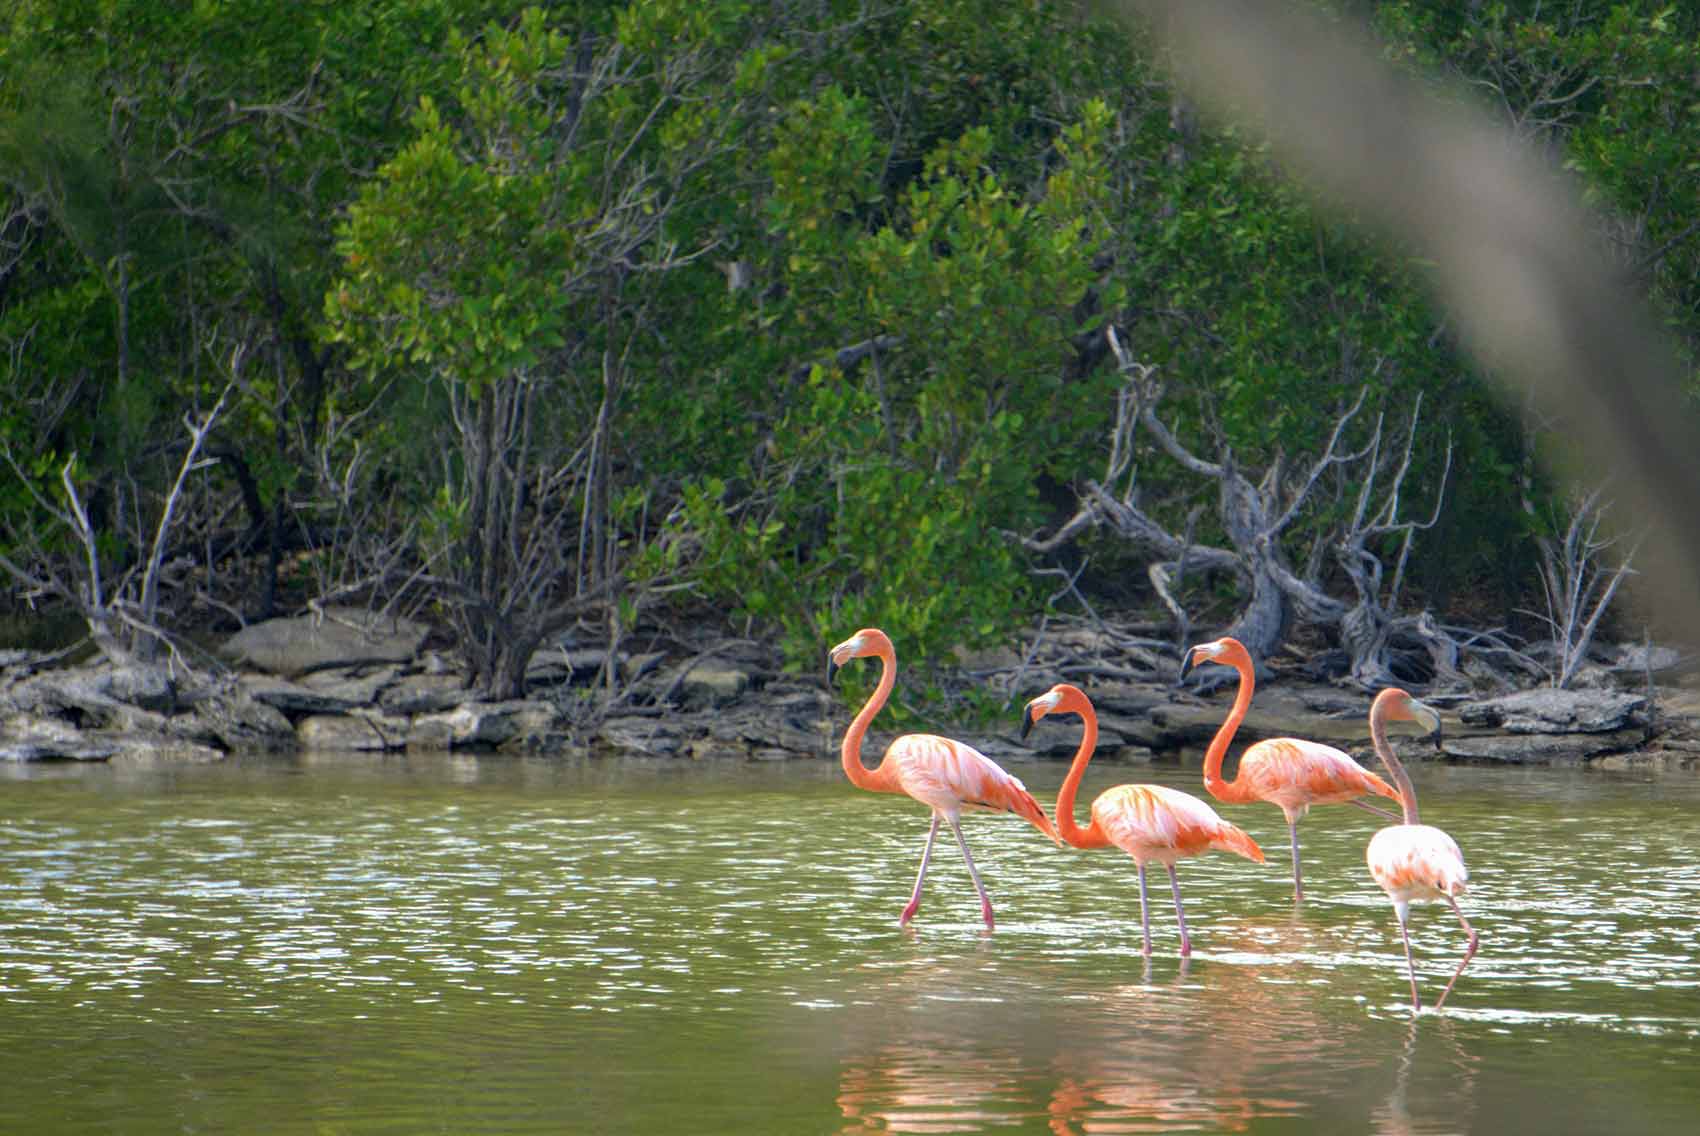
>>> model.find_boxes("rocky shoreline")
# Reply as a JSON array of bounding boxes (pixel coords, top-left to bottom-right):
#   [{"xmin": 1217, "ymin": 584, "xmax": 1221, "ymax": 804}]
[{"xmin": 4, "ymin": 607, "xmax": 1700, "ymax": 772}]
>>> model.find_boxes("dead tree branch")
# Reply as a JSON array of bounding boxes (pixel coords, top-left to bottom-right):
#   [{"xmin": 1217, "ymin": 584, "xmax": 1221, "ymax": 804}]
[{"xmin": 1029, "ymin": 326, "xmax": 1465, "ymax": 689}]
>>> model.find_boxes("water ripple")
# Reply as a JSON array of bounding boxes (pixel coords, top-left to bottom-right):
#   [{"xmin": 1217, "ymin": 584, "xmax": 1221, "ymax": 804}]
[{"xmin": 0, "ymin": 756, "xmax": 1697, "ymax": 1133}]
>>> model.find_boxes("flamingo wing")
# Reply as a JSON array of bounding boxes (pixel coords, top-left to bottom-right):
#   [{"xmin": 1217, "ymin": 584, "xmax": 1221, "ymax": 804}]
[
  {"xmin": 1240, "ymin": 737, "xmax": 1400, "ymax": 807},
  {"xmin": 1367, "ymin": 824, "xmax": 1468, "ymax": 901},
  {"xmin": 1091, "ymin": 784, "xmax": 1264, "ymax": 864},
  {"xmin": 887, "ymin": 734, "xmax": 1060, "ymax": 843}
]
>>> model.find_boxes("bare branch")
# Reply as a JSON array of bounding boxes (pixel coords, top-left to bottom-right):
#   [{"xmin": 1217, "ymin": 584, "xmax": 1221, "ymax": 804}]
[
  {"xmin": 1269, "ymin": 386, "xmax": 1371, "ymax": 536},
  {"xmin": 59, "ymin": 457, "xmax": 103, "ymax": 612}
]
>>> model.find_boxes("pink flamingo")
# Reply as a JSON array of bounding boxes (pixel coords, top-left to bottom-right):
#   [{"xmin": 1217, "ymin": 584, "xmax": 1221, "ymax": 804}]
[
  {"xmin": 1364, "ymin": 687, "xmax": 1477, "ymax": 1012},
  {"xmin": 1021, "ymin": 682, "xmax": 1264, "ymax": 956},
  {"xmin": 1182, "ymin": 636, "xmax": 1402, "ymax": 899},
  {"xmin": 829, "ymin": 628, "xmax": 1059, "ymax": 930}
]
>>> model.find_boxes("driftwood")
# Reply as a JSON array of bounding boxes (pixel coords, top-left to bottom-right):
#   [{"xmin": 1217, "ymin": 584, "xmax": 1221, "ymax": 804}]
[{"xmin": 1029, "ymin": 327, "xmax": 1477, "ymax": 691}]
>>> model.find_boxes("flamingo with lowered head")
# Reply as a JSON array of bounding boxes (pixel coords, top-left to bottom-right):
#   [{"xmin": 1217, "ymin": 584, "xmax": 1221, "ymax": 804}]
[
  {"xmin": 829, "ymin": 628, "xmax": 1060, "ymax": 930},
  {"xmin": 1364, "ymin": 687, "xmax": 1477, "ymax": 1012},
  {"xmin": 1181, "ymin": 635, "xmax": 1402, "ymax": 900},
  {"xmin": 1021, "ymin": 682, "xmax": 1264, "ymax": 956}
]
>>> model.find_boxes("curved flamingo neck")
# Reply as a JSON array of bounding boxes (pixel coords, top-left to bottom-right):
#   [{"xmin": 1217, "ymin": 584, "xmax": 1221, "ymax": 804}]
[
  {"xmin": 1369, "ymin": 698, "xmax": 1421, "ymax": 826},
  {"xmin": 1054, "ymin": 694, "xmax": 1109, "ymax": 848},
  {"xmin": 1201, "ymin": 656, "xmax": 1257, "ymax": 803},
  {"xmin": 841, "ymin": 644, "xmax": 898, "ymax": 793}
]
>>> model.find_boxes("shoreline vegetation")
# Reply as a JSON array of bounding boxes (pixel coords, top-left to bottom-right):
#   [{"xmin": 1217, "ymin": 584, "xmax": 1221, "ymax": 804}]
[
  {"xmin": 4, "ymin": 607, "xmax": 1697, "ymax": 772},
  {"xmin": 5, "ymin": 2, "xmax": 1700, "ymax": 755}
]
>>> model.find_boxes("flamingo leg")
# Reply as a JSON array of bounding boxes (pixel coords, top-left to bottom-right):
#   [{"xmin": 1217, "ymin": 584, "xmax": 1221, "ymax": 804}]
[
  {"xmin": 1432, "ymin": 895, "xmax": 1479, "ymax": 1011},
  {"xmin": 946, "ymin": 815, "xmax": 995, "ymax": 931},
  {"xmin": 1287, "ymin": 818, "xmax": 1305, "ymax": 902},
  {"xmin": 1135, "ymin": 863, "xmax": 1153, "ymax": 956},
  {"xmin": 1167, "ymin": 864, "xmax": 1192, "ymax": 957},
  {"xmin": 1393, "ymin": 901, "xmax": 1421, "ymax": 1012},
  {"xmin": 900, "ymin": 815, "xmax": 941, "ymax": 927}
]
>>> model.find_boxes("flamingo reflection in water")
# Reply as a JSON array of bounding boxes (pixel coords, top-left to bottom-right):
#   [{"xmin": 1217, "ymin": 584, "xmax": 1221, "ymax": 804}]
[
  {"xmin": 833, "ymin": 954, "xmax": 1049, "ymax": 1133},
  {"xmin": 835, "ymin": 1032, "xmax": 1037, "ymax": 1134},
  {"xmin": 1043, "ymin": 934, "xmax": 1349, "ymax": 1135},
  {"xmin": 834, "ymin": 951, "xmax": 1314, "ymax": 1134},
  {"xmin": 1369, "ymin": 1018, "xmax": 1480, "ymax": 1136}
]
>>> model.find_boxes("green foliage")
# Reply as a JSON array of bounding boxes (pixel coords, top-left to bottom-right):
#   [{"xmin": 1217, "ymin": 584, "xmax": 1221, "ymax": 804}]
[
  {"xmin": 675, "ymin": 98, "xmax": 1122, "ymax": 693},
  {"xmin": 4, "ymin": 0, "xmax": 1697, "ymax": 705}
]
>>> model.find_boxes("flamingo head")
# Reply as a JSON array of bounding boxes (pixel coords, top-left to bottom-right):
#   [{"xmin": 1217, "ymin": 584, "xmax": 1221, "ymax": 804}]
[
  {"xmin": 1020, "ymin": 683, "xmax": 1087, "ymax": 739},
  {"xmin": 827, "ymin": 627, "xmax": 891, "ymax": 684},
  {"xmin": 1374, "ymin": 687, "xmax": 1444, "ymax": 748},
  {"xmin": 1179, "ymin": 636, "xmax": 1250, "ymax": 680}
]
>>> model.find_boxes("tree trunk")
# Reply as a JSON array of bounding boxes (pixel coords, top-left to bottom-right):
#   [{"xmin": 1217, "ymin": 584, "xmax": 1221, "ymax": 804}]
[
  {"xmin": 1222, "ymin": 562, "xmax": 1291, "ymax": 661},
  {"xmin": 487, "ymin": 627, "xmax": 543, "ymax": 702}
]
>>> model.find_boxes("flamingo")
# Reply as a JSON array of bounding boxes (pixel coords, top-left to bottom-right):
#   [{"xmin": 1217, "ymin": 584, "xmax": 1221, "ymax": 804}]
[
  {"xmin": 828, "ymin": 628, "xmax": 1060, "ymax": 930},
  {"xmin": 1021, "ymin": 682, "xmax": 1264, "ymax": 956},
  {"xmin": 1181, "ymin": 636, "xmax": 1402, "ymax": 900},
  {"xmin": 1364, "ymin": 687, "xmax": 1477, "ymax": 1012}
]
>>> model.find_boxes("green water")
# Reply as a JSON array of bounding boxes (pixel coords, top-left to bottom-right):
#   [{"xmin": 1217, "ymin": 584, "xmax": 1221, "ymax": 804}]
[{"xmin": 2, "ymin": 752, "xmax": 1697, "ymax": 1134}]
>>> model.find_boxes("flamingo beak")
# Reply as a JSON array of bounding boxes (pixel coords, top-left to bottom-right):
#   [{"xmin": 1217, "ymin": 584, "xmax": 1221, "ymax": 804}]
[
  {"xmin": 827, "ymin": 658, "xmax": 840, "ymax": 685},
  {"xmin": 1020, "ymin": 705, "xmax": 1036, "ymax": 740},
  {"xmin": 1411, "ymin": 699, "xmax": 1443, "ymax": 748},
  {"xmin": 1179, "ymin": 647, "xmax": 1198, "ymax": 682}
]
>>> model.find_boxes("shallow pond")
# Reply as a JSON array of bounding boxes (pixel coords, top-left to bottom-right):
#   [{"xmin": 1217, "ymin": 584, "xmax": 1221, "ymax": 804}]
[{"xmin": 2, "ymin": 751, "xmax": 1697, "ymax": 1134}]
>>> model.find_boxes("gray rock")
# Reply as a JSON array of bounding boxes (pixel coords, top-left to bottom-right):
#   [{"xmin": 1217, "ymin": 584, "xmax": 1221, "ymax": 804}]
[
  {"xmin": 239, "ymin": 675, "xmax": 365, "ymax": 717},
  {"xmin": 405, "ymin": 714, "xmax": 457, "ymax": 752},
  {"xmin": 106, "ymin": 733, "xmax": 225, "ymax": 763},
  {"xmin": 185, "ymin": 687, "xmax": 294, "ymax": 752},
  {"xmin": 378, "ymin": 672, "xmax": 468, "ymax": 714},
  {"xmin": 671, "ymin": 661, "xmax": 753, "ymax": 706},
  {"xmin": 8, "ymin": 670, "xmax": 127, "ymax": 724},
  {"xmin": 704, "ymin": 698, "xmax": 831, "ymax": 757},
  {"xmin": 1611, "ymin": 642, "xmax": 1683, "ymax": 673},
  {"xmin": 953, "ymin": 643, "xmax": 1022, "ymax": 670},
  {"xmin": 1458, "ymin": 688, "xmax": 1646, "ymax": 734},
  {"xmin": 410, "ymin": 701, "xmax": 559, "ymax": 749},
  {"xmin": 1082, "ymin": 681, "xmax": 1167, "ymax": 719},
  {"xmin": 686, "ymin": 735, "xmax": 750, "ymax": 760},
  {"xmin": 218, "ymin": 608, "xmax": 429, "ymax": 675},
  {"xmin": 524, "ymin": 648, "xmax": 609, "ymax": 687},
  {"xmin": 0, "ymin": 649, "xmax": 40, "ymax": 671},
  {"xmin": 1440, "ymin": 730, "xmax": 1639, "ymax": 765},
  {"xmin": 0, "ymin": 714, "xmax": 118, "ymax": 761},
  {"xmin": 300, "ymin": 665, "xmax": 402, "ymax": 706},
  {"xmin": 106, "ymin": 665, "xmax": 179, "ymax": 712},
  {"xmin": 298, "ymin": 711, "xmax": 410, "ymax": 751},
  {"xmin": 1593, "ymin": 746, "xmax": 1700, "ymax": 772},
  {"xmin": 598, "ymin": 715, "xmax": 685, "ymax": 757}
]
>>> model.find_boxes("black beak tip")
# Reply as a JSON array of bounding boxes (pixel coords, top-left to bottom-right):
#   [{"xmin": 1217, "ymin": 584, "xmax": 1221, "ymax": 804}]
[
  {"xmin": 827, "ymin": 659, "xmax": 840, "ymax": 685},
  {"xmin": 1430, "ymin": 725, "xmax": 1444, "ymax": 750},
  {"xmin": 1179, "ymin": 653, "xmax": 1196, "ymax": 682},
  {"xmin": 1019, "ymin": 707, "xmax": 1034, "ymax": 741}
]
